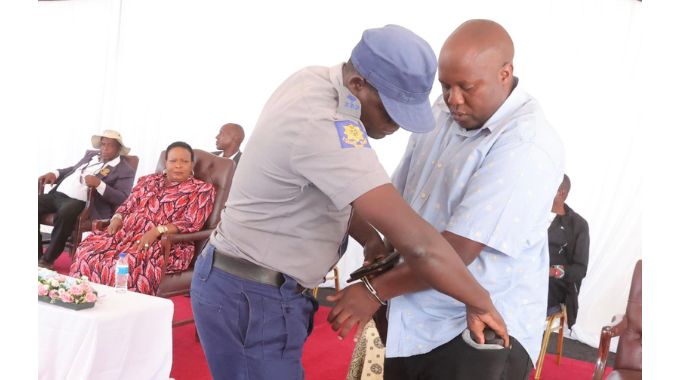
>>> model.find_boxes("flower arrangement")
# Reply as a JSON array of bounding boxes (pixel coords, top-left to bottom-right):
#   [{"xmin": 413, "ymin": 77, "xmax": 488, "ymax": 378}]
[{"xmin": 38, "ymin": 269, "xmax": 98, "ymax": 309}]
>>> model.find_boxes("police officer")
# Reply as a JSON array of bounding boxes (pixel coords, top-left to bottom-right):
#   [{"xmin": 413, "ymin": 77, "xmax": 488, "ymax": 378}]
[{"xmin": 191, "ymin": 25, "xmax": 509, "ymax": 380}]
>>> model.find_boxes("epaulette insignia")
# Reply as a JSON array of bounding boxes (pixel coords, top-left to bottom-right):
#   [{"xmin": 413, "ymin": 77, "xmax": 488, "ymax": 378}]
[{"xmin": 334, "ymin": 120, "xmax": 371, "ymax": 149}]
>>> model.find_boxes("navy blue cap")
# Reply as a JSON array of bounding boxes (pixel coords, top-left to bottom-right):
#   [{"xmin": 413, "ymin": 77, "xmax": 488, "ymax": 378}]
[{"xmin": 351, "ymin": 25, "xmax": 437, "ymax": 133}]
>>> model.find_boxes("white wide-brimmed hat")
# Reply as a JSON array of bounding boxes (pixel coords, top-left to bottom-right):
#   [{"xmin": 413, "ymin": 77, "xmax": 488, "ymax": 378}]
[{"xmin": 91, "ymin": 130, "xmax": 131, "ymax": 155}]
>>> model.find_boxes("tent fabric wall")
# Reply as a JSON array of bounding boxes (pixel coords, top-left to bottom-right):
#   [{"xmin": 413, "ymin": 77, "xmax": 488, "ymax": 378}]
[{"xmin": 36, "ymin": 0, "xmax": 642, "ymax": 351}]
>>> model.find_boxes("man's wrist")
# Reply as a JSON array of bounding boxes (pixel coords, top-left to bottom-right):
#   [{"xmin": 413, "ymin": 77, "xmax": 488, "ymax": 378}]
[{"xmin": 361, "ymin": 277, "xmax": 387, "ymax": 306}]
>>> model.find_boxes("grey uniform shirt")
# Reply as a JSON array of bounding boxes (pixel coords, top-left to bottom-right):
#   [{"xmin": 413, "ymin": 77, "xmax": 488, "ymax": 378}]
[{"xmin": 210, "ymin": 64, "xmax": 391, "ymax": 288}]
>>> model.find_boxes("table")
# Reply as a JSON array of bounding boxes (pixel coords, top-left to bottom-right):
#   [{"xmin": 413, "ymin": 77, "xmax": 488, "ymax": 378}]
[{"xmin": 38, "ymin": 281, "xmax": 174, "ymax": 380}]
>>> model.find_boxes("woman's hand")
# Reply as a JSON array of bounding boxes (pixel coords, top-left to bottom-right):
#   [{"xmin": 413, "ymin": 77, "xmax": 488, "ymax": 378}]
[
  {"xmin": 107, "ymin": 217, "xmax": 123, "ymax": 235},
  {"xmin": 134, "ymin": 228, "xmax": 161, "ymax": 253}
]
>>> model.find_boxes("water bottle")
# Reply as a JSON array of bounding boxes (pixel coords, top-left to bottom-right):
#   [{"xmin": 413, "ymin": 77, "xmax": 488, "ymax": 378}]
[{"xmin": 115, "ymin": 252, "xmax": 129, "ymax": 293}]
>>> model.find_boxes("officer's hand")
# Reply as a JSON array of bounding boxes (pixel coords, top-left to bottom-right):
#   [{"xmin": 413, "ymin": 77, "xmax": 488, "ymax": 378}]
[
  {"xmin": 466, "ymin": 303, "xmax": 510, "ymax": 347},
  {"xmin": 363, "ymin": 238, "xmax": 389, "ymax": 266},
  {"xmin": 83, "ymin": 175, "xmax": 101, "ymax": 188},
  {"xmin": 39, "ymin": 172, "xmax": 57, "ymax": 186},
  {"xmin": 326, "ymin": 283, "xmax": 382, "ymax": 342}
]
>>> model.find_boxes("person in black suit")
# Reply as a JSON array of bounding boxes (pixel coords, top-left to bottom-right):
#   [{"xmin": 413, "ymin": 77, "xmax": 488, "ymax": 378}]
[
  {"xmin": 547, "ymin": 174, "xmax": 590, "ymax": 328},
  {"xmin": 215, "ymin": 123, "xmax": 244, "ymax": 163},
  {"xmin": 38, "ymin": 130, "xmax": 136, "ymax": 268}
]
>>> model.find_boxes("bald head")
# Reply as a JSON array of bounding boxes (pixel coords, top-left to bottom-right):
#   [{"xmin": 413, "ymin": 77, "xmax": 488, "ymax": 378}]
[
  {"xmin": 438, "ymin": 19, "xmax": 516, "ymax": 130},
  {"xmin": 443, "ymin": 19, "xmax": 514, "ymax": 69},
  {"xmin": 216, "ymin": 123, "xmax": 245, "ymax": 158}
]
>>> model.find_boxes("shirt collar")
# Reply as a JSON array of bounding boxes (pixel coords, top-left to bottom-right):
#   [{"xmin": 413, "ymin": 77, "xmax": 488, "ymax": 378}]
[
  {"xmin": 330, "ymin": 63, "xmax": 362, "ymax": 120},
  {"xmin": 227, "ymin": 150, "xmax": 241, "ymax": 160},
  {"xmin": 482, "ymin": 77, "xmax": 528, "ymax": 133},
  {"xmin": 103, "ymin": 155, "xmax": 121, "ymax": 167}
]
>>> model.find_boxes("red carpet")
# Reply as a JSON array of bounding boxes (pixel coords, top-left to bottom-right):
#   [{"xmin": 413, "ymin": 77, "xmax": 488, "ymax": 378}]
[
  {"xmin": 167, "ymin": 295, "xmax": 357, "ymax": 380},
  {"xmin": 530, "ymin": 354, "xmax": 612, "ymax": 379},
  {"xmin": 52, "ymin": 252, "xmax": 611, "ymax": 379}
]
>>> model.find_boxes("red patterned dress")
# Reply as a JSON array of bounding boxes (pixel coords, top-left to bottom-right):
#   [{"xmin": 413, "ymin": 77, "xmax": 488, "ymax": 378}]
[{"xmin": 70, "ymin": 173, "xmax": 215, "ymax": 295}]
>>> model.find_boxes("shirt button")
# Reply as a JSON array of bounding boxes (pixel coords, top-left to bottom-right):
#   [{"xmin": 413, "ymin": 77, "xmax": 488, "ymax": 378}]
[
  {"xmin": 436, "ymin": 162, "xmax": 443, "ymax": 168},
  {"xmin": 420, "ymin": 192, "xmax": 427, "ymax": 199}
]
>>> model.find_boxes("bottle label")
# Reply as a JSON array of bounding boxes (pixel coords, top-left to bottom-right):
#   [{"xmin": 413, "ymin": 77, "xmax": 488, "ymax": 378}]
[{"xmin": 116, "ymin": 265, "xmax": 128, "ymax": 275}]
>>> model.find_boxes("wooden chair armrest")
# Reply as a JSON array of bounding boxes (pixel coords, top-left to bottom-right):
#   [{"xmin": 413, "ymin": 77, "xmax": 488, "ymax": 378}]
[
  {"xmin": 92, "ymin": 219, "xmax": 111, "ymax": 231},
  {"xmin": 593, "ymin": 314, "xmax": 628, "ymax": 380},
  {"xmin": 162, "ymin": 230, "xmax": 213, "ymax": 243},
  {"xmin": 159, "ymin": 229, "xmax": 213, "ymax": 273},
  {"xmin": 607, "ymin": 314, "xmax": 627, "ymax": 336}
]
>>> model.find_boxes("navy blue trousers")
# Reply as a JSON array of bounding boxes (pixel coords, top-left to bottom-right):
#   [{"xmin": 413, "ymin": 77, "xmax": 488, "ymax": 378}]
[{"xmin": 191, "ymin": 244, "xmax": 317, "ymax": 380}]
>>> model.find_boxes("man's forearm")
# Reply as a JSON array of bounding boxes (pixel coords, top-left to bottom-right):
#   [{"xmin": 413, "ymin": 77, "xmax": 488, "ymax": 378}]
[
  {"xmin": 353, "ymin": 184, "xmax": 493, "ymax": 312},
  {"xmin": 348, "ymin": 212, "xmax": 382, "ymax": 246},
  {"xmin": 372, "ymin": 231, "xmax": 485, "ymax": 301},
  {"xmin": 370, "ymin": 263, "xmax": 429, "ymax": 300}
]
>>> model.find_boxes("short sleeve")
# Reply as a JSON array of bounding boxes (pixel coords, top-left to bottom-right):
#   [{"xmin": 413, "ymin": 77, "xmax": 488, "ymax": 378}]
[
  {"xmin": 291, "ymin": 120, "xmax": 390, "ymax": 210},
  {"xmin": 446, "ymin": 135, "xmax": 562, "ymax": 258}
]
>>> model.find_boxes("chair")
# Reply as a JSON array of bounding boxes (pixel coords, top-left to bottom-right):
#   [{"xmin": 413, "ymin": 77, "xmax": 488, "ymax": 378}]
[
  {"xmin": 154, "ymin": 149, "xmax": 236, "ymax": 326},
  {"xmin": 534, "ymin": 303, "xmax": 568, "ymax": 379},
  {"xmin": 39, "ymin": 155, "xmax": 139, "ymax": 259},
  {"xmin": 312, "ymin": 266, "xmax": 341, "ymax": 298},
  {"xmin": 593, "ymin": 260, "xmax": 642, "ymax": 380}
]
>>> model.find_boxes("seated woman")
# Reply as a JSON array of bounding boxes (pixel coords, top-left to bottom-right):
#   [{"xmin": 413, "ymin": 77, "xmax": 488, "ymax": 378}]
[{"xmin": 70, "ymin": 141, "xmax": 216, "ymax": 295}]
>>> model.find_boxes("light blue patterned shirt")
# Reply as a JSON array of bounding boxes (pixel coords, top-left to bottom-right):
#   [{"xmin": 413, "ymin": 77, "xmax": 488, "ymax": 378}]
[{"xmin": 386, "ymin": 84, "xmax": 565, "ymax": 364}]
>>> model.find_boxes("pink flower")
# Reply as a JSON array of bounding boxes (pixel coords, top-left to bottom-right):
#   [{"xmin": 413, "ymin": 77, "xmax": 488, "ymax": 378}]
[
  {"xmin": 85, "ymin": 292, "xmax": 97, "ymax": 303},
  {"xmin": 48, "ymin": 290, "xmax": 59, "ymax": 299},
  {"xmin": 38, "ymin": 284, "xmax": 48, "ymax": 296},
  {"xmin": 81, "ymin": 283, "xmax": 92, "ymax": 293},
  {"xmin": 60, "ymin": 292, "xmax": 74, "ymax": 303},
  {"xmin": 69, "ymin": 285, "xmax": 84, "ymax": 296},
  {"xmin": 54, "ymin": 275, "xmax": 67, "ymax": 282}
]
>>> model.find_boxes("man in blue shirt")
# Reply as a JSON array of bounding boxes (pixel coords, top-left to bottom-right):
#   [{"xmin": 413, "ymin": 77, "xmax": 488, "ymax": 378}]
[{"xmin": 329, "ymin": 19, "xmax": 565, "ymax": 379}]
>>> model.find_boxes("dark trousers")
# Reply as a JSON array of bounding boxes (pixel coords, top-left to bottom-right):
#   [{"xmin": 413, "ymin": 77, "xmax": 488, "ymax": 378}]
[
  {"xmin": 384, "ymin": 334, "xmax": 533, "ymax": 380},
  {"xmin": 38, "ymin": 191, "xmax": 85, "ymax": 263},
  {"xmin": 547, "ymin": 278, "xmax": 568, "ymax": 310},
  {"xmin": 191, "ymin": 244, "xmax": 317, "ymax": 380}
]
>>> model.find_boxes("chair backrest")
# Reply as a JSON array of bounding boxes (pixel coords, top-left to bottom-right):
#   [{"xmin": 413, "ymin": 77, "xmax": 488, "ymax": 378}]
[
  {"xmin": 614, "ymin": 260, "xmax": 642, "ymax": 371},
  {"xmin": 122, "ymin": 155, "xmax": 140, "ymax": 173},
  {"xmin": 156, "ymin": 149, "xmax": 236, "ymax": 230}
]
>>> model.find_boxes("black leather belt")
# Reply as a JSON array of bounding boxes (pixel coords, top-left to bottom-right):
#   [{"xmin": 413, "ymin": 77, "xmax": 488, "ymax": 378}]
[{"xmin": 212, "ymin": 249, "xmax": 285, "ymax": 287}]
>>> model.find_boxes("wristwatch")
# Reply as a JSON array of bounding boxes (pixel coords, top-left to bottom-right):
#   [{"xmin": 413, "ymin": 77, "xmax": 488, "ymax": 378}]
[{"xmin": 156, "ymin": 225, "xmax": 168, "ymax": 235}]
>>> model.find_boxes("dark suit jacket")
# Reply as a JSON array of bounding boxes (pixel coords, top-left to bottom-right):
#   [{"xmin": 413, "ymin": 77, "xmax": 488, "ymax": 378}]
[
  {"xmin": 51, "ymin": 150, "xmax": 135, "ymax": 220},
  {"xmin": 213, "ymin": 150, "xmax": 241, "ymax": 165}
]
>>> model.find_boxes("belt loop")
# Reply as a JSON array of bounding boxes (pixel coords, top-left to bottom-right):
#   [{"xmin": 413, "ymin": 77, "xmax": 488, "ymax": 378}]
[{"xmin": 279, "ymin": 274, "xmax": 298, "ymax": 299}]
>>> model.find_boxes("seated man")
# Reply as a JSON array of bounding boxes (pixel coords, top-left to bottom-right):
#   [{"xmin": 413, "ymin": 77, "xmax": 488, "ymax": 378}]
[
  {"xmin": 214, "ymin": 122, "xmax": 244, "ymax": 163},
  {"xmin": 38, "ymin": 130, "xmax": 135, "ymax": 268},
  {"xmin": 547, "ymin": 174, "xmax": 590, "ymax": 329}
]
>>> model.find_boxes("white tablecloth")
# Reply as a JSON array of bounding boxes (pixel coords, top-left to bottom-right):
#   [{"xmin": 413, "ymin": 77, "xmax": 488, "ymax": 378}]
[{"xmin": 38, "ymin": 282, "xmax": 174, "ymax": 380}]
